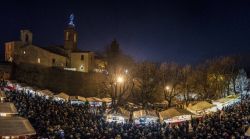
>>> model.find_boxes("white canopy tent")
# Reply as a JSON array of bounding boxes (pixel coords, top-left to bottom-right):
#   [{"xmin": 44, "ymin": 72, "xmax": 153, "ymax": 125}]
[
  {"xmin": 159, "ymin": 108, "xmax": 194, "ymax": 123},
  {"xmin": 86, "ymin": 97, "xmax": 102, "ymax": 106},
  {"xmin": 35, "ymin": 89, "xmax": 54, "ymax": 99},
  {"xmin": 133, "ymin": 110, "xmax": 158, "ymax": 125},
  {"xmin": 0, "ymin": 116, "xmax": 36, "ymax": 137},
  {"xmin": 54, "ymin": 92, "xmax": 70, "ymax": 101},
  {"xmin": 187, "ymin": 101, "xmax": 216, "ymax": 115},
  {"xmin": 0, "ymin": 91, "xmax": 6, "ymax": 102},
  {"xmin": 245, "ymin": 127, "xmax": 250, "ymax": 137},
  {"xmin": 105, "ymin": 107, "xmax": 130, "ymax": 123},
  {"xmin": 0, "ymin": 103, "xmax": 18, "ymax": 117},
  {"xmin": 69, "ymin": 96, "xmax": 86, "ymax": 104},
  {"xmin": 212, "ymin": 95, "xmax": 240, "ymax": 110},
  {"xmin": 101, "ymin": 97, "xmax": 112, "ymax": 107},
  {"xmin": 101, "ymin": 97, "xmax": 112, "ymax": 103},
  {"xmin": 86, "ymin": 97, "xmax": 102, "ymax": 102}
]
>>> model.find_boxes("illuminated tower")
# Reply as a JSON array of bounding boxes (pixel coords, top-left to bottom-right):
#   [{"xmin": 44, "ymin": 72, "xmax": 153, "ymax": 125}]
[{"xmin": 64, "ymin": 14, "xmax": 77, "ymax": 51}]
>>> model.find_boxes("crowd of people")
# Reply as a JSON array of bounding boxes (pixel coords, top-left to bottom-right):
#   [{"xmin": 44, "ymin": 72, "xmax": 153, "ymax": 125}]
[{"xmin": 3, "ymin": 86, "xmax": 250, "ymax": 139}]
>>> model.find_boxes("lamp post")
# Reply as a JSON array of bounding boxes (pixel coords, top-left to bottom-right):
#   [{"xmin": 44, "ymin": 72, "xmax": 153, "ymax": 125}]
[
  {"xmin": 112, "ymin": 76, "xmax": 124, "ymax": 109},
  {"xmin": 117, "ymin": 76, "xmax": 124, "ymax": 98},
  {"xmin": 165, "ymin": 86, "xmax": 170, "ymax": 91},
  {"xmin": 164, "ymin": 85, "xmax": 170, "ymax": 108},
  {"xmin": 117, "ymin": 76, "xmax": 124, "ymax": 84}
]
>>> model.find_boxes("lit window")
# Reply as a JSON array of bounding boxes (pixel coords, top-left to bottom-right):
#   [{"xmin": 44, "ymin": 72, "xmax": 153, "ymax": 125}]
[
  {"xmin": 80, "ymin": 65, "xmax": 84, "ymax": 71},
  {"xmin": 66, "ymin": 32, "xmax": 69, "ymax": 40},
  {"xmin": 0, "ymin": 113, "xmax": 7, "ymax": 117},
  {"xmin": 23, "ymin": 51, "xmax": 26, "ymax": 54},
  {"xmin": 74, "ymin": 34, "xmax": 77, "ymax": 42},
  {"xmin": 37, "ymin": 58, "xmax": 40, "ymax": 63}
]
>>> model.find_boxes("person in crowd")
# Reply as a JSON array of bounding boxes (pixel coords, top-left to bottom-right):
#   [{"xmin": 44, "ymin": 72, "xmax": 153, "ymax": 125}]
[{"xmin": 2, "ymin": 80, "xmax": 249, "ymax": 139}]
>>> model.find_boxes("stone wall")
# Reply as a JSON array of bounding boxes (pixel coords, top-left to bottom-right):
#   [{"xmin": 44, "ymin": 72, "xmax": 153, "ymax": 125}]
[
  {"xmin": 70, "ymin": 52, "xmax": 95, "ymax": 72},
  {"xmin": 16, "ymin": 45, "xmax": 67, "ymax": 67},
  {"xmin": 0, "ymin": 62, "xmax": 12, "ymax": 80},
  {"xmin": 12, "ymin": 63, "xmax": 105, "ymax": 97}
]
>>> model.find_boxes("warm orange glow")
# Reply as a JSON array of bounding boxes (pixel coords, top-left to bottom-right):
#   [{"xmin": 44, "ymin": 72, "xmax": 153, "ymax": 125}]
[
  {"xmin": 117, "ymin": 76, "xmax": 124, "ymax": 83},
  {"xmin": 165, "ymin": 86, "xmax": 170, "ymax": 91}
]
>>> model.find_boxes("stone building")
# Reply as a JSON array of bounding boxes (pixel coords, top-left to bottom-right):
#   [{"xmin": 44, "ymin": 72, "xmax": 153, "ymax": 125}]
[{"xmin": 4, "ymin": 14, "xmax": 104, "ymax": 72}]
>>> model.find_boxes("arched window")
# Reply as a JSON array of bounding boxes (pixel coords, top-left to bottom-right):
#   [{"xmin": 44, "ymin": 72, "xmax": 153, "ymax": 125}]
[
  {"xmin": 25, "ymin": 34, "xmax": 29, "ymax": 43},
  {"xmin": 74, "ymin": 34, "xmax": 77, "ymax": 42},
  {"xmin": 66, "ymin": 32, "xmax": 69, "ymax": 40}
]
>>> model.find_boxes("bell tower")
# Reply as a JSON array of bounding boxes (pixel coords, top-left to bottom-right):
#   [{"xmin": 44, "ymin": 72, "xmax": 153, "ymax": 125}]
[
  {"xmin": 20, "ymin": 30, "xmax": 33, "ymax": 44},
  {"xmin": 64, "ymin": 14, "xmax": 77, "ymax": 51}
]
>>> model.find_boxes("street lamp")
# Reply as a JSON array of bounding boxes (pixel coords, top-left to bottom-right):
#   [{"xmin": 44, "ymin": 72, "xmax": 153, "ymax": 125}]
[
  {"xmin": 117, "ymin": 76, "xmax": 124, "ymax": 83},
  {"xmin": 165, "ymin": 86, "xmax": 170, "ymax": 91},
  {"xmin": 125, "ymin": 69, "xmax": 128, "ymax": 74}
]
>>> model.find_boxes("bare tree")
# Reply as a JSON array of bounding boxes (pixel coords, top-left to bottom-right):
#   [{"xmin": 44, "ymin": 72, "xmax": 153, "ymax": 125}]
[
  {"xmin": 159, "ymin": 63, "xmax": 182, "ymax": 108},
  {"xmin": 179, "ymin": 65, "xmax": 194, "ymax": 106},
  {"xmin": 193, "ymin": 64, "xmax": 213, "ymax": 100},
  {"xmin": 101, "ymin": 39, "xmax": 135, "ymax": 110},
  {"xmin": 102, "ymin": 67, "xmax": 134, "ymax": 110},
  {"xmin": 134, "ymin": 61, "xmax": 159, "ymax": 108}
]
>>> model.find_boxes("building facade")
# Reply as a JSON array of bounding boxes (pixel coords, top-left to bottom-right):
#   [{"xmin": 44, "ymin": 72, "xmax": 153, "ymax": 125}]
[{"xmin": 4, "ymin": 15, "xmax": 103, "ymax": 72}]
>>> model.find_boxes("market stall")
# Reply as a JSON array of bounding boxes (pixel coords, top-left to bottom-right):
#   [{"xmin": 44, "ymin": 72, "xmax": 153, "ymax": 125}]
[
  {"xmin": 245, "ymin": 127, "xmax": 250, "ymax": 137},
  {"xmin": 19, "ymin": 84, "xmax": 37, "ymax": 95},
  {"xmin": 101, "ymin": 97, "xmax": 112, "ymax": 107},
  {"xmin": 69, "ymin": 96, "xmax": 86, "ymax": 104},
  {"xmin": 0, "ymin": 91, "xmax": 6, "ymax": 102},
  {"xmin": 36, "ymin": 89, "xmax": 54, "ymax": 99},
  {"xmin": 101, "ymin": 97, "xmax": 112, "ymax": 103},
  {"xmin": 212, "ymin": 95, "xmax": 240, "ymax": 110},
  {"xmin": 54, "ymin": 92, "xmax": 70, "ymax": 101},
  {"xmin": 0, "ymin": 103, "xmax": 18, "ymax": 117},
  {"xmin": 105, "ymin": 107, "xmax": 130, "ymax": 123},
  {"xmin": 159, "ymin": 108, "xmax": 194, "ymax": 123},
  {"xmin": 133, "ymin": 110, "xmax": 159, "ymax": 125},
  {"xmin": 187, "ymin": 101, "xmax": 216, "ymax": 115},
  {"xmin": 4, "ymin": 81, "xmax": 15, "ymax": 91},
  {"xmin": 0, "ymin": 116, "xmax": 36, "ymax": 138},
  {"xmin": 154, "ymin": 100, "xmax": 168, "ymax": 109},
  {"xmin": 12, "ymin": 82, "xmax": 23, "ymax": 91},
  {"xmin": 86, "ymin": 97, "xmax": 102, "ymax": 106}
]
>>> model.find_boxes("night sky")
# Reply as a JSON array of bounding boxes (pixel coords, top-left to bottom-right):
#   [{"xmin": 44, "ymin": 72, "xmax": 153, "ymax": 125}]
[{"xmin": 1, "ymin": 0, "xmax": 250, "ymax": 64}]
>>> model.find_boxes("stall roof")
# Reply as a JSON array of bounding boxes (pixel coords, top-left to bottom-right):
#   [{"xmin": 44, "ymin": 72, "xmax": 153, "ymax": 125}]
[
  {"xmin": 86, "ymin": 97, "xmax": 102, "ymax": 102},
  {"xmin": 0, "ymin": 91, "xmax": 6, "ymax": 98},
  {"xmin": 159, "ymin": 108, "xmax": 194, "ymax": 120},
  {"xmin": 102, "ymin": 97, "xmax": 112, "ymax": 103},
  {"xmin": 0, "ymin": 103, "xmax": 18, "ymax": 114},
  {"xmin": 133, "ymin": 110, "xmax": 158, "ymax": 119},
  {"xmin": 0, "ymin": 116, "xmax": 36, "ymax": 136},
  {"xmin": 40, "ymin": 89, "xmax": 54, "ymax": 96},
  {"xmin": 118, "ymin": 107, "xmax": 130, "ymax": 117},
  {"xmin": 188, "ymin": 101, "xmax": 215, "ymax": 111},
  {"xmin": 107, "ymin": 107, "xmax": 130, "ymax": 118},
  {"xmin": 214, "ymin": 95, "xmax": 239, "ymax": 103},
  {"xmin": 55, "ymin": 92, "xmax": 70, "ymax": 100},
  {"xmin": 69, "ymin": 96, "xmax": 86, "ymax": 101},
  {"xmin": 245, "ymin": 127, "xmax": 250, "ymax": 137},
  {"xmin": 19, "ymin": 83, "xmax": 28, "ymax": 87},
  {"xmin": 215, "ymin": 97, "xmax": 232, "ymax": 103},
  {"xmin": 30, "ymin": 86, "xmax": 40, "ymax": 91}
]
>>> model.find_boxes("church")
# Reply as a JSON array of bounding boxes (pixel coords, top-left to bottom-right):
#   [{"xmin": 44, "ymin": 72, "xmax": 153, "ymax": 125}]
[{"xmin": 4, "ymin": 14, "xmax": 105, "ymax": 72}]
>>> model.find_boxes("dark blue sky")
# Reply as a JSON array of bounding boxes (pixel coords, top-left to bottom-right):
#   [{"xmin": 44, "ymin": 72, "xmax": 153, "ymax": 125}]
[{"xmin": 1, "ymin": 0, "xmax": 250, "ymax": 64}]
